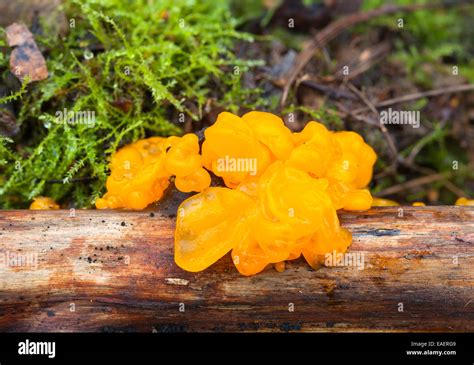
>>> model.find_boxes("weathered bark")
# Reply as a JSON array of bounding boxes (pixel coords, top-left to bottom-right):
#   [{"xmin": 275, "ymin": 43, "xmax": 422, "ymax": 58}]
[{"xmin": 0, "ymin": 206, "xmax": 473, "ymax": 332}]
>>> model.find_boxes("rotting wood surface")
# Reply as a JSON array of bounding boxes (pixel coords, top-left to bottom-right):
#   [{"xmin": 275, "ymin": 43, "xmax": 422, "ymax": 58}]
[{"xmin": 0, "ymin": 206, "xmax": 473, "ymax": 332}]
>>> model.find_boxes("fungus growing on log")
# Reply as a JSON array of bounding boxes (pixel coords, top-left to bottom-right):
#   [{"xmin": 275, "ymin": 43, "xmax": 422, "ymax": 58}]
[{"xmin": 96, "ymin": 111, "xmax": 378, "ymax": 275}]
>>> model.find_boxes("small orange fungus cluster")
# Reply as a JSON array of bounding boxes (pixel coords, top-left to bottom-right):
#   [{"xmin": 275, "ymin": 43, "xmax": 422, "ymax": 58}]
[
  {"xmin": 95, "ymin": 135, "xmax": 211, "ymax": 210},
  {"xmin": 371, "ymin": 198, "xmax": 426, "ymax": 207},
  {"xmin": 29, "ymin": 196, "xmax": 60, "ymax": 210},
  {"xmin": 372, "ymin": 198, "xmax": 473, "ymax": 207},
  {"xmin": 455, "ymin": 197, "xmax": 474, "ymax": 206}
]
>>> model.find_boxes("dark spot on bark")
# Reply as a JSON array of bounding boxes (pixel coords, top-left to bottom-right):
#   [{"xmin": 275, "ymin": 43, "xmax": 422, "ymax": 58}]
[
  {"xmin": 149, "ymin": 212, "xmax": 155, "ymax": 217},
  {"xmin": 100, "ymin": 325, "xmax": 137, "ymax": 333},
  {"xmin": 154, "ymin": 324, "xmax": 187, "ymax": 333},
  {"xmin": 372, "ymin": 276, "xmax": 385, "ymax": 286},
  {"xmin": 238, "ymin": 322, "xmax": 261, "ymax": 331},
  {"xmin": 279, "ymin": 322, "xmax": 302, "ymax": 332},
  {"xmin": 121, "ymin": 221, "xmax": 126, "ymax": 226},
  {"xmin": 357, "ymin": 228, "xmax": 400, "ymax": 237},
  {"xmin": 46, "ymin": 310, "xmax": 55, "ymax": 317}
]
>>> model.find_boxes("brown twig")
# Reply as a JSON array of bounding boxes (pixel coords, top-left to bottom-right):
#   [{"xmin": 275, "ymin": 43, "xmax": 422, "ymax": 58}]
[
  {"xmin": 333, "ymin": 41, "xmax": 391, "ymax": 82},
  {"xmin": 444, "ymin": 180, "xmax": 467, "ymax": 198},
  {"xmin": 299, "ymin": 78, "xmax": 358, "ymax": 100},
  {"xmin": 376, "ymin": 172, "xmax": 453, "ymax": 197},
  {"xmin": 46, "ymin": 177, "xmax": 97, "ymax": 184},
  {"xmin": 345, "ymin": 81, "xmax": 399, "ymax": 163},
  {"xmin": 353, "ymin": 84, "xmax": 474, "ymax": 115},
  {"xmin": 396, "ymin": 159, "xmax": 467, "ymax": 198},
  {"xmin": 280, "ymin": 3, "xmax": 438, "ymax": 107},
  {"xmin": 279, "ymin": 1, "xmax": 473, "ymax": 107},
  {"xmin": 334, "ymin": 101, "xmax": 379, "ymax": 127}
]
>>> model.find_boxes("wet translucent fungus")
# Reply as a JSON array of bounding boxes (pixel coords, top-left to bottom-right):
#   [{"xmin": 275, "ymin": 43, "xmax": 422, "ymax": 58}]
[
  {"xmin": 96, "ymin": 110, "xmax": 380, "ymax": 275},
  {"xmin": 202, "ymin": 111, "xmax": 275, "ymax": 187},
  {"xmin": 95, "ymin": 137, "xmax": 170, "ymax": 210},
  {"xmin": 96, "ymin": 134, "xmax": 210, "ymax": 210},
  {"xmin": 455, "ymin": 197, "xmax": 474, "ymax": 206},
  {"xmin": 174, "ymin": 111, "xmax": 376, "ymax": 275},
  {"xmin": 371, "ymin": 197, "xmax": 400, "ymax": 207},
  {"xmin": 30, "ymin": 197, "xmax": 60, "ymax": 210},
  {"xmin": 174, "ymin": 187, "xmax": 256, "ymax": 272}
]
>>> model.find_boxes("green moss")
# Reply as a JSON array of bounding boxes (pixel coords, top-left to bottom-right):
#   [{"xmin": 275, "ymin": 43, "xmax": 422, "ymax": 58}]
[
  {"xmin": 0, "ymin": 0, "xmax": 264, "ymax": 208},
  {"xmin": 360, "ymin": 0, "xmax": 474, "ymax": 86}
]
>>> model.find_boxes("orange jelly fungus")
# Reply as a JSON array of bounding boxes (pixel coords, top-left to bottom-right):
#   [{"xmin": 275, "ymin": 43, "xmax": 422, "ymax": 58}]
[
  {"xmin": 96, "ymin": 111, "xmax": 377, "ymax": 275},
  {"xmin": 175, "ymin": 111, "xmax": 377, "ymax": 275},
  {"xmin": 95, "ymin": 134, "xmax": 211, "ymax": 210},
  {"xmin": 29, "ymin": 197, "xmax": 60, "ymax": 210},
  {"xmin": 371, "ymin": 197, "xmax": 400, "ymax": 207},
  {"xmin": 455, "ymin": 197, "xmax": 474, "ymax": 206}
]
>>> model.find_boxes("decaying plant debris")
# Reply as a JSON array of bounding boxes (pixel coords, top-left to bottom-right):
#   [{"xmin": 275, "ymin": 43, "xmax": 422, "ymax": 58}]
[
  {"xmin": 6, "ymin": 22, "xmax": 49, "ymax": 82},
  {"xmin": 0, "ymin": 0, "xmax": 473, "ymax": 209}
]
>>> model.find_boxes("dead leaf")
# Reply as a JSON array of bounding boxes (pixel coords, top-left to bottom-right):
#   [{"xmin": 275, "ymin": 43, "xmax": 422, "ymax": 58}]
[{"xmin": 6, "ymin": 22, "xmax": 49, "ymax": 83}]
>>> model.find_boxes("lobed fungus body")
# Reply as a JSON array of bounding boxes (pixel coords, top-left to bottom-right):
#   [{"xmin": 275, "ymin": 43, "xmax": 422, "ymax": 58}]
[
  {"xmin": 455, "ymin": 197, "xmax": 474, "ymax": 206},
  {"xmin": 95, "ymin": 135, "xmax": 211, "ymax": 210},
  {"xmin": 371, "ymin": 198, "xmax": 400, "ymax": 207},
  {"xmin": 176, "ymin": 111, "xmax": 376, "ymax": 275},
  {"xmin": 29, "ymin": 197, "xmax": 60, "ymax": 210}
]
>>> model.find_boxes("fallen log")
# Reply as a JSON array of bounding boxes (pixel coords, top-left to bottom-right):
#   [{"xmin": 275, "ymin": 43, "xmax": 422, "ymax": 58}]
[{"xmin": 0, "ymin": 206, "xmax": 473, "ymax": 332}]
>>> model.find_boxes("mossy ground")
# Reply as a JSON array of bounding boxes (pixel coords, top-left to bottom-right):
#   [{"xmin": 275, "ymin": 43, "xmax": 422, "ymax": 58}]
[{"xmin": 0, "ymin": 0, "xmax": 265, "ymax": 208}]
